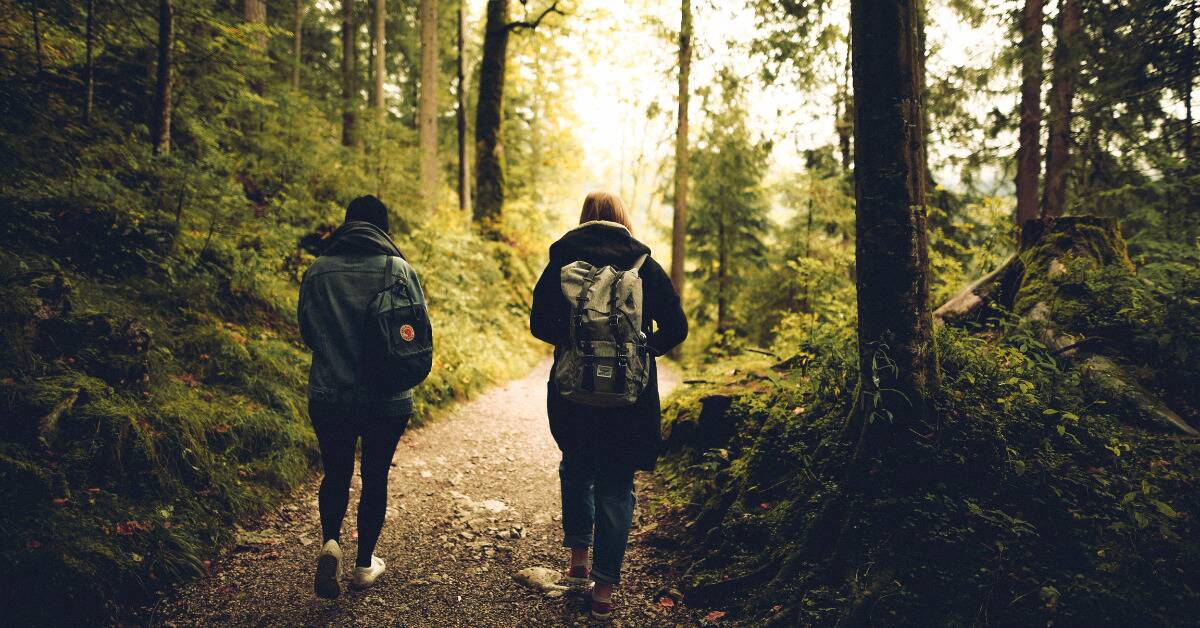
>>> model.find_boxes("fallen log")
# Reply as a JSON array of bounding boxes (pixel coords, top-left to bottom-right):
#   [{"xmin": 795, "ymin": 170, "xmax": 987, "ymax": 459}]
[{"xmin": 936, "ymin": 216, "xmax": 1198, "ymax": 436}]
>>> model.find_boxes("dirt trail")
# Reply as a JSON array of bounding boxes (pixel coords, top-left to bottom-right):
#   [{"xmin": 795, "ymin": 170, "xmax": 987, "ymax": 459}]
[{"xmin": 145, "ymin": 359, "xmax": 701, "ymax": 627}]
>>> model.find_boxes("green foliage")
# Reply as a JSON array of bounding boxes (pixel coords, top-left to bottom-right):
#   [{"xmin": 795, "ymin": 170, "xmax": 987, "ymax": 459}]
[
  {"xmin": 659, "ymin": 322, "xmax": 1200, "ymax": 626},
  {"xmin": 687, "ymin": 71, "xmax": 772, "ymax": 348}
]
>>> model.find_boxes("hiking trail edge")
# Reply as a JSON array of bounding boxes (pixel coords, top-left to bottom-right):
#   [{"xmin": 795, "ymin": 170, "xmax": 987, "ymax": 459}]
[{"xmin": 144, "ymin": 358, "xmax": 703, "ymax": 627}]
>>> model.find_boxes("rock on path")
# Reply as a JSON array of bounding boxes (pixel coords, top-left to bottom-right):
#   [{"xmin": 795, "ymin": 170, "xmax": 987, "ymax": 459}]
[{"xmin": 142, "ymin": 359, "xmax": 700, "ymax": 627}]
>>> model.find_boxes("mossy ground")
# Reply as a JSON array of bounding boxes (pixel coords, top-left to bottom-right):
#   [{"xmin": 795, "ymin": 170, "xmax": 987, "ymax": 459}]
[
  {"xmin": 659, "ymin": 304, "xmax": 1200, "ymax": 626},
  {"xmin": 0, "ymin": 225, "xmax": 541, "ymax": 624}
]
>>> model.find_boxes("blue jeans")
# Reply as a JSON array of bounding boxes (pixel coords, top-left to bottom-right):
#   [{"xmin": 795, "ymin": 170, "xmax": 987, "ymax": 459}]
[{"xmin": 559, "ymin": 454, "xmax": 636, "ymax": 585}]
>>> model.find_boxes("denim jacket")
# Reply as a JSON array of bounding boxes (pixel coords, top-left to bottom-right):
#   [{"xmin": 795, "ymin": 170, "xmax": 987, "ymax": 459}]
[{"xmin": 298, "ymin": 253, "xmax": 426, "ymax": 416}]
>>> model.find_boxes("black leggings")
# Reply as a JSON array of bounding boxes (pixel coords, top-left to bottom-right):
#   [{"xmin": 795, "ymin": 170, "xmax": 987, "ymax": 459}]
[{"xmin": 309, "ymin": 403, "xmax": 410, "ymax": 568}]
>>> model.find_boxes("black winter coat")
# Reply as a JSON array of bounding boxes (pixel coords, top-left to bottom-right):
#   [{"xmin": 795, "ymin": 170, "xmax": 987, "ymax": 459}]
[{"xmin": 530, "ymin": 221, "xmax": 688, "ymax": 471}]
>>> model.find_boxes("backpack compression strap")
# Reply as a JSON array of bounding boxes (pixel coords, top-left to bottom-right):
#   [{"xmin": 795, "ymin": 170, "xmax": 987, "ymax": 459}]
[{"xmin": 574, "ymin": 266, "xmax": 603, "ymax": 392}]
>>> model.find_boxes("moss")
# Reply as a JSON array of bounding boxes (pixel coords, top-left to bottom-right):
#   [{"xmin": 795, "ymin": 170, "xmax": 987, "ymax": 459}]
[{"xmin": 658, "ymin": 325, "xmax": 1200, "ymax": 626}]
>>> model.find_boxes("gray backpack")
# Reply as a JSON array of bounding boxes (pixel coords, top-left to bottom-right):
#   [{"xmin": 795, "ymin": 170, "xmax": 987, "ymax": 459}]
[{"xmin": 554, "ymin": 254, "xmax": 651, "ymax": 407}]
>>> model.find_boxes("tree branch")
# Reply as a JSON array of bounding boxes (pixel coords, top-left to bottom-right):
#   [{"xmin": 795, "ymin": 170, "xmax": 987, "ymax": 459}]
[{"xmin": 506, "ymin": 1, "xmax": 562, "ymax": 31}]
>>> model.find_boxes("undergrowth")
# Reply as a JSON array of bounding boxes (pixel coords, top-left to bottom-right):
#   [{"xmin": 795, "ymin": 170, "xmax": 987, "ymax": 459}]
[{"xmin": 660, "ymin": 303, "xmax": 1199, "ymax": 626}]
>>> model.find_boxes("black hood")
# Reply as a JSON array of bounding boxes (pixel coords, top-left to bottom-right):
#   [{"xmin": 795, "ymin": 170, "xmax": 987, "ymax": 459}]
[
  {"xmin": 548, "ymin": 221, "xmax": 651, "ymax": 269},
  {"xmin": 320, "ymin": 220, "xmax": 405, "ymax": 258}
]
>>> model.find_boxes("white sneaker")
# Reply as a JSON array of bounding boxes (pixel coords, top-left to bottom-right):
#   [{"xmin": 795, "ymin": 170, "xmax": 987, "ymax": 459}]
[
  {"xmin": 314, "ymin": 540, "xmax": 342, "ymax": 599},
  {"xmin": 351, "ymin": 555, "xmax": 386, "ymax": 589}
]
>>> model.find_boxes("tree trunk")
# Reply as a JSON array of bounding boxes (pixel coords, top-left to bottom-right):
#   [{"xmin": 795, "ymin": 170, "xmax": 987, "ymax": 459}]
[
  {"xmin": 244, "ymin": 0, "xmax": 267, "ymax": 94},
  {"xmin": 31, "ymin": 0, "xmax": 44, "ymax": 77},
  {"xmin": 670, "ymin": 0, "xmax": 692, "ymax": 358},
  {"xmin": 84, "ymin": 0, "xmax": 95, "ymax": 124},
  {"xmin": 1015, "ymin": 0, "xmax": 1044, "ymax": 235},
  {"xmin": 473, "ymin": 0, "xmax": 510, "ymax": 227},
  {"xmin": 152, "ymin": 0, "xmax": 174, "ymax": 155},
  {"xmin": 419, "ymin": 0, "xmax": 440, "ymax": 213},
  {"xmin": 1186, "ymin": 0, "xmax": 1196, "ymax": 166},
  {"xmin": 846, "ymin": 0, "xmax": 938, "ymax": 461},
  {"xmin": 373, "ymin": 0, "xmax": 385, "ymax": 114},
  {"xmin": 341, "ymin": 0, "xmax": 357, "ymax": 147},
  {"xmin": 457, "ymin": 0, "xmax": 471, "ymax": 214},
  {"xmin": 716, "ymin": 210, "xmax": 727, "ymax": 335},
  {"xmin": 293, "ymin": 0, "xmax": 304, "ymax": 90},
  {"xmin": 837, "ymin": 40, "xmax": 852, "ymax": 173},
  {"xmin": 1041, "ymin": 0, "xmax": 1080, "ymax": 221}
]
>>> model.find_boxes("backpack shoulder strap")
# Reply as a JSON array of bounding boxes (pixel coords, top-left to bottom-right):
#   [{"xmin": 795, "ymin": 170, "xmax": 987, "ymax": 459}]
[{"xmin": 631, "ymin": 253, "xmax": 649, "ymax": 273}]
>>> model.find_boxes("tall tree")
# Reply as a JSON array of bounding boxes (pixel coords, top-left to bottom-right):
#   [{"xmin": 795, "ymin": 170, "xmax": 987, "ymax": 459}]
[
  {"xmin": 373, "ymin": 0, "xmax": 385, "ymax": 114},
  {"xmin": 84, "ymin": 0, "xmax": 95, "ymax": 123},
  {"xmin": 1042, "ymin": 0, "xmax": 1081, "ymax": 221},
  {"xmin": 457, "ymin": 0, "xmax": 471, "ymax": 214},
  {"xmin": 1015, "ymin": 0, "xmax": 1044, "ymax": 233},
  {"xmin": 293, "ymin": 0, "xmax": 304, "ymax": 90},
  {"xmin": 419, "ymin": 0, "xmax": 439, "ymax": 212},
  {"xmin": 244, "ymin": 0, "xmax": 267, "ymax": 93},
  {"xmin": 473, "ymin": 0, "xmax": 561, "ymax": 229},
  {"xmin": 1186, "ymin": 0, "xmax": 1196, "ymax": 165},
  {"xmin": 669, "ymin": 0, "xmax": 692, "ymax": 356},
  {"xmin": 31, "ymin": 0, "xmax": 44, "ymax": 78},
  {"xmin": 341, "ymin": 0, "xmax": 357, "ymax": 147},
  {"xmin": 689, "ymin": 73, "xmax": 770, "ymax": 338},
  {"xmin": 836, "ymin": 40, "xmax": 852, "ymax": 173},
  {"xmin": 846, "ymin": 0, "xmax": 938, "ymax": 460},
  {"xmin": 152, "ymin": 0, "xmax": 174, "ymax": 155}
]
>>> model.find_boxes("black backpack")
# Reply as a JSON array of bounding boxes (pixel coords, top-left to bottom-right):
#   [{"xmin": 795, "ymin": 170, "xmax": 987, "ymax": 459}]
[{"xmin": 360, "ymin": 256, "xmax": 433, "ymax": 395}]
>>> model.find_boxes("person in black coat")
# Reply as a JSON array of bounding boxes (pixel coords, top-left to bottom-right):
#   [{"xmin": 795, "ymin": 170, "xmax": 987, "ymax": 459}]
[{"xmin": 529, "ymin": 191, "xmax": 687, "ymax": 619}]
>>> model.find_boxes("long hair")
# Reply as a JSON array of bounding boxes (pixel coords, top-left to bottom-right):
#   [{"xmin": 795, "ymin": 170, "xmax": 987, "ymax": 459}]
[{"xmin": 578, "ymin": 191, "xmax": 633, "ymax": 234}]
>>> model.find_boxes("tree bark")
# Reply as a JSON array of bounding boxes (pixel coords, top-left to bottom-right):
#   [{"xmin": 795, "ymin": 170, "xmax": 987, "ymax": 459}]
[
  {"xmin": 716, "ymin": 206, "xmax": 728, "ymax": 335},
  {"xmin": 670, "ymin": 0, "xmax": 692, "ymax": 357},
  {"xmin": 473, "ymin": 0, "xmax": 560, "ymax": 229},
  {"xmin": 244, "ymin": 0, "xmax": 267, "ymax": 94},
  {"xmin": 846, "ymin": 0, "xmax": 938, "ymax": 460},
  {"xmin": 244, "ymin": 0, "xmax": 267, "ymax": 49},
  {"xmin": 341, "ymin": 0, "xmax": 357, "ymax": 147},
  {"xmin": 84, "ymin": 0, "xmax": 95, "ymax": 124},
  {"xmin": 373, "ymin": 0, "xmax": 386, "ymax": 114},
  {"xmin": 1015, "ymin": 0, "xmax": 1044, "ymax": 235},
  {"xmin": 474, "ymin": 0, "xmax": 511, "ymax": 227},
  {"xmin": 1041, "ymin": 0, "xmax": 1080, "ymax": 221},
  {"xmin": 457, "ymin": 0, "xmax": 471, "ymax": 214},
  {"xmin": 152, "ymin": 0, "xmax": 174, "ymax": 155},
  {"xmin": 1186, "ymin": 0, "xmax": 1196, "ymax": 166},
  {"xmin": 293, "ymin": 0, "xmax": 304, "ymax": 90},
  {"xmin": 419, "ymin": 0, "xmax": 440, "ymax": 213},
  {"xmin": 837, "ymin": 40, "xmax": 852, "ymax": 173},
  {"xmin": 31, "ymin": 0, "xmax": 44, "ymax": 77}
]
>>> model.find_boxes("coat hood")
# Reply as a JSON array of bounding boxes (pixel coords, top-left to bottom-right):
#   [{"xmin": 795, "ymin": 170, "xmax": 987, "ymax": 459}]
[
  {"xmin": 321, "ymin": 220, "xmax": 405, "ymax": 258},
  {"xmin": 548, "ymin": 221, "xmax": 651, "ymax": 269}
]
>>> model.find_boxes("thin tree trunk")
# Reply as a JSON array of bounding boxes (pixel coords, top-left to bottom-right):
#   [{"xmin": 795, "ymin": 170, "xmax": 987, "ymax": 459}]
[
  {"xmin": 341, "ymin": 0, "xmax": 357, "ymax": 147},
  {"xmin": 1186, "ymin": 0, "xmax": 1196, "ymax": 166},
  {"xmin": 419, "ymin": 0, "xmax": 440, "ymax": 213},
  {"xmin": 373, "ymin": 0, "xmax": 386, "ymax": 114},
  {"xmin": 846, "ymin": 0, "xmax": 938, "ymax": 460},
  {"xmin": 473, "ymin": 0, "xmax": 510, "ymax": 226},
  {"xmin": 293, "ymin": 0, "xmax": 304, "ymax": 90},
  {"xmin": 1015, "ymin": 0, "xmax": 1044, "ymax": 235},
  {"xmin": 837, "ymin": 39, "xmax": 852, "ymax": 173},
  {"xmin": 716, "ymin": 210, "xmax": 727, "ymax": 335},
  {"xmin": 670, "ymin": 0, "xmax": 692, "ymax": 356},
  {"xmin": 31, "ymin": 0, "xmax": 44, "ymax": 77},
  {"xmin": 84, "ymin": 0, "xmax": 95, "ymax": 123},
  {"xmin": 244, "ymin": 0, "xmax": 267, "ymax": 94},
  {"xmin": 152, "ymin": 0, "xmax": 174, "ymax": 155},
  {"xmin": 1041, "ymin": 0, "xmax": 1080, "ymax": 221},
  {"xmin": 457, "ymin": 0, "xmax": 471, "ymax": 214}
]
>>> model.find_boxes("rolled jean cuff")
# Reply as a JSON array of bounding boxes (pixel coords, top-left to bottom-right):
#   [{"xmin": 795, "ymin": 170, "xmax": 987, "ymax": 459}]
[
  {"xmin": 590, "ymin": 565, "xmax": 620, "ymax": 585},
  {"xmin": 562, "ymin": 533, "xmax": 593, "ymax": 548}
]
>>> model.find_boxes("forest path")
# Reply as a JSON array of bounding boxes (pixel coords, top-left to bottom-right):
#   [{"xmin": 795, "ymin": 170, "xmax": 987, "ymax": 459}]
[{"xmin": 147, "ymin": 358, "xmax": 699, "ymax": 628}]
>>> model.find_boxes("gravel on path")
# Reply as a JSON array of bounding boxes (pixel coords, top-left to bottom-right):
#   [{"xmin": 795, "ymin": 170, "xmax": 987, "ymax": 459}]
[{"xmin": 142, "ymin": 359, "xmax": 704, "ymax": 627}]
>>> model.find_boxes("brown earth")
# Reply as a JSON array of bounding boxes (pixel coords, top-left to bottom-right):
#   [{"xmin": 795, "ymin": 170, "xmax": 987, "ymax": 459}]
[{"xmin": 138, "ymin": 359, "xmax": 708, "ymax": 627}]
